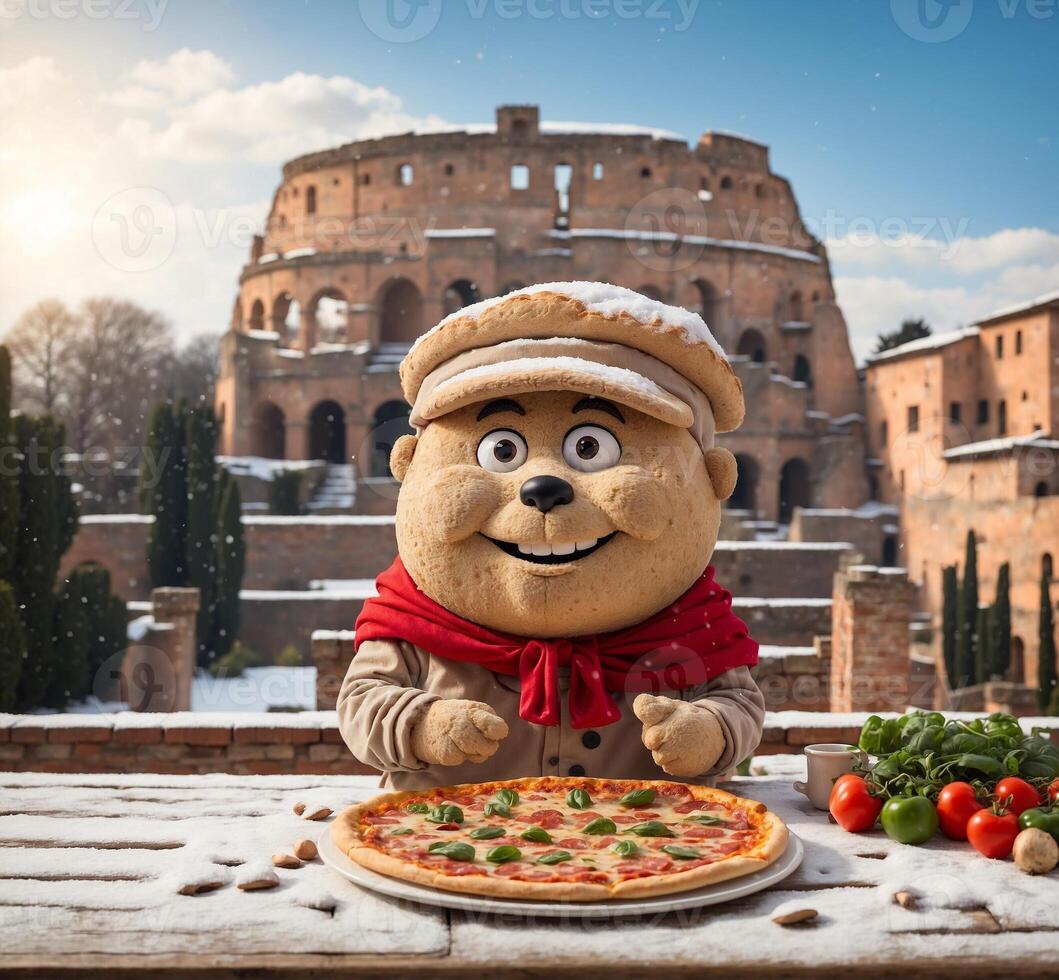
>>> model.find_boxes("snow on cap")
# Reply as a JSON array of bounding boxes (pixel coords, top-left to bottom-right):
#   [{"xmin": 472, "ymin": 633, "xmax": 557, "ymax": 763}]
[{"xmin": 401, "ymin": 282, "xmax": 744, "ymax": 433}]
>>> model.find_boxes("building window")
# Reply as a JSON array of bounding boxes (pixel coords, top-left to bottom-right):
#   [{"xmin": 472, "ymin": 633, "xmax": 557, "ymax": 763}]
[
  {"xmin": 720, "ymin": 175, "xmax": 733, "ymax": 190},
  {"xmin": 907, "ymin": 405, "xmax": 919, "ymax": 433},
  {"xmin": 360, "ymin": 173, "xmax": 371, "ymax": 186},
  {"xmin": 1036, "ymin": 481, "xmax": 1049, "ymax": 498},
  {"xmin": 397, "ymin": 163, "xmax": 414, "ymax": 186},
  {"xmin": 977, "ymin": 399, "xmax": 990, "ymax": 425},
  {"xmin": 995, "ymin": 334, "xmax": 1004, "ymax": 358},
  {"xmin": 510, "ymin": 164, "xmax": 530, "ymax": 190},
  {"xmin": 1016, "ymin": 329, "xmax": 1023, "ymax": 354},
  {"xmin": 1044, "ymin": 553, "xmax": 1054, "ymax": 579},
  {"xmin": 306, "ymin": 185, "xmax": 316, "ymax": 215},
  {"xmin": 443, "ymin": 163, "xmax": 454, "ymax": 176},
  {"xmin": 949, "ymin": 401, "xmax": 961, "ymax": 423},
  {"xmin": 880, "ymin": 420, "xmax": 889, "ymax": 446},
  {"xmin": 639, "ymin": 166, "xmax": 652, "ymax": 178},
  {"xmin": 998, "ymin": 399, "xmax": 1007, "ymax": 436},
  {"xmin": 754, "ymin": 183, "xmax": 765, "ymax": 198},
  {"xmin": 592, "ymin": 162, "xmax": 604, "ymax": 180}
]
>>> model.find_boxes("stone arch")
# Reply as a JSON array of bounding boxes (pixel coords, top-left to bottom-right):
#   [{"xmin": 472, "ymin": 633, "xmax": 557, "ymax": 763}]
[
  {"xmin": 778, "ymin": 457, "xmax": 811, "ymax": 524},
  {"xmin": 1036, "ymin": 480, "xmax": 1050, "ymax": 498},
  {"xmin": 309, "ymin": 400, "xmax": 346, "ymax": 463},
  {"xmin": 789, "ymin": 290, "xmax": 805, "ymax": 322},
  {"xmin": 308, "ymin": 287, "xmax": 348, "ymax": 345},
  {"xmin": 729, "ymin": 454, "xmax": 759, "ymax": 514},
  {"xmin": 678, "ymin": 279, "xmax": 720, "ymax": 328},
  {"xmin": 443, "ymin": 279, "xmax": 481, "ymax": 316},
  {"xmin": 250, "ymin": 401, "xmax": 285, "ymax": 459},
  {"xmin": 272, "ymin": 291, "xmax": 301, "ymax": 346},
  {"xmin": 793, "ymin": 353, "xmax": 813, "ymax": 386},
  {"xmin": 720, "ymin": 175, "xmax": 734, "ymax": 190},
  {"xmin": 369, "ymin": 400, "xmax": 414, "ymax": 478},
  {"xmin": 396, "ymin": 163, "xmax": 414, "ymax": 186},
  {"xmin": 636, "ymin": 284, "xmax": 664, "ymax": 302},
  {"xmin": 248, "ymin": 298, "xmax": 265, "ymax": 332},
  {"xmin": 378, "ymin": 278, "xmax": 423, "ymax": 345},
  {"xmin": 737, "ymin": 328, "xmax": 767, "ymax": 363}
]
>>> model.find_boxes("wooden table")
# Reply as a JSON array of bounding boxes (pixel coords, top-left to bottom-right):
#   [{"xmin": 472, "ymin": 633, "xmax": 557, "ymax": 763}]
[{"xmin": 1, "ymin": 769, "xmax": 1056, "ymax": 978}]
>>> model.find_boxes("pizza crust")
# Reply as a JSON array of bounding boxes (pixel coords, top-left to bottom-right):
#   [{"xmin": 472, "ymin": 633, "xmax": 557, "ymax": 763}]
[{"xmin": 330, "ymin": 776, "xmax": 789, "ymax": 903}]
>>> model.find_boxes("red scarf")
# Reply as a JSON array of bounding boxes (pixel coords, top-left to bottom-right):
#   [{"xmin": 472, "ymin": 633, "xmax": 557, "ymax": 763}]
[{"xmin": 354, "ymin": 559, "xmax": 757, "ymax": 730}]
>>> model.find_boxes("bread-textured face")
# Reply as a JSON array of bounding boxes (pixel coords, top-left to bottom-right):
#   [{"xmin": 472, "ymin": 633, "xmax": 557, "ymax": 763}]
[{"xmin": 394, "ymin": 390, "xmax": 720, "ymax": 638}]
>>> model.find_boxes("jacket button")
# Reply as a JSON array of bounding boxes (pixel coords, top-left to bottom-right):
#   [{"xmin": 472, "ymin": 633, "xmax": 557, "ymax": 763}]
[
  {"xmin": 568, "ymin": 764, "xmax": 586, "ymax": 777},
  {"xmin": 581, "ymin": 730, "xmax": 601, "ymax": 749},
  {"xmin": 547, "ymin": 756, "xmax": 560, "ymax": 766}
]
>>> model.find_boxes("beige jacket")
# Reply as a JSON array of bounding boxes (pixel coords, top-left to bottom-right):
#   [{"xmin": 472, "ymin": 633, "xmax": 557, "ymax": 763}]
[{"xmin": 336, "ymin": 639, "xmax": 765, "ymax": 791}]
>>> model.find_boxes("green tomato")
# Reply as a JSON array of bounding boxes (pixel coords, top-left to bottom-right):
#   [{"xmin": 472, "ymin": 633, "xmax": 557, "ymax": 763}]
[
  {"xmin": 1018, "ymin": 807, "xmax": 1059, "ymax": 844},
  {"xmin": 880, "ymin": 796, "xmax": 938, "ymax": 845}
]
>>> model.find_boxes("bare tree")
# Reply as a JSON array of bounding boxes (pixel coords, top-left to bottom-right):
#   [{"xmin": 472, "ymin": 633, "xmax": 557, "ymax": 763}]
[{"xmin": 4, "ymin": 299, "xmax": 76, "ymax": 415}]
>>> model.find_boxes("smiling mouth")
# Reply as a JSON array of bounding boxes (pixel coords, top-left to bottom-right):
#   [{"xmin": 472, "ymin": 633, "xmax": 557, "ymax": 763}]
[{"xmin": 482, "ymin": 531, "xmax": 618, "ymax": 565}]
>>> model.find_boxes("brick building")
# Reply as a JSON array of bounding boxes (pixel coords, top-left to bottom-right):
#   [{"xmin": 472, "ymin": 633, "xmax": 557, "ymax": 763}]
[
  {"xmin": 864, "ymin": 290, "xmax": 1059, "ymax": 687},
  {"xmin": 216, "ymin": 104, "xmax": 869, "ymax": 520}
]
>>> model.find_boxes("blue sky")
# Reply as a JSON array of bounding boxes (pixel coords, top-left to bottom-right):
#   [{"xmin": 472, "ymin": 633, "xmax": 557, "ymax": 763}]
[{"xmin": 2, "ymin": 0, "xmax": 1056, "ymax": 359}]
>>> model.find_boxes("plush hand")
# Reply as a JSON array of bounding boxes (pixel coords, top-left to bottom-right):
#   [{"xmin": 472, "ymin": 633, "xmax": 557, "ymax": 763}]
[
  {"xmin": 410, "ymin": 699, "xmax": 509, "ymax": 767},
  {"xmin": 633, "ymin": 694, "xmax": 726, "ymax": 777}
]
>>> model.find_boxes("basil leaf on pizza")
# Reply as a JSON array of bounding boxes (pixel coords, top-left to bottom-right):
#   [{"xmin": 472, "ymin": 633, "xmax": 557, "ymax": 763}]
[
  {"xmin": 495, "ymin": 788, "xmax": 519, "ymax": 808},
  {"xmin": 661, "ymin": 844, "xmax": 703, "ymax": 860},
  {"xmin": 520, "ymin": 826, "xmax": 553, "ymax": 843},
  {"xmin": 583, "ymin": 817, "xmax": 617, "ymax": 834},
  {"xmin": 425, "ymin": 804, "xmax": 464, "ymax": 825},
  {"xmin": 483, "ymin": 801, "xmax": 511, "ymax": 818},
  {"xmin": 618, "ymin": 789, "xmax": 657, "ymax": 807},
  {"xmin": 469, "ymin": 826, "xmax": 507, "ymax": 840},
  {"xmin": 486, "ymin": 845, "xmax": 521, "ymax": 864},
  {"xmin": 688, "ymin": 814, "xmax": 727, "ymax": 826},
  {"xmin": 627, "ymin": 821, "xmax": 676, "ymax": 838},
  {"xmin": 428, "ymin": 841, "xmax": 475, "ymax": 862},
  {"xmin": 613, "ymin": 840, "xmax": 639, "ymax": 857},
  {"xmin": 566, "ymin": 789, "xmax": 592, "ymax": 810},
  {"xmin": 536, "ymin": 850, "xmax": 573, "ymax": 865}
]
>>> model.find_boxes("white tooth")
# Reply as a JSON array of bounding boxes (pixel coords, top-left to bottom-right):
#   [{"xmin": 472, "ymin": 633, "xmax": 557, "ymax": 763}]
[
  {"xmin": 531, "ymin": 543, "xmax": 551, "ymax": 556},
  {"xmin": 518, "ymin": 543, "xmax": 532, "ymax": 555},
  {"xmin": 552, "ymin": 542, "xmax": 575, "ymax": 556},
  {"xmin": 575, "ymin": 538, "xmax": 597, "ymax": 551}
]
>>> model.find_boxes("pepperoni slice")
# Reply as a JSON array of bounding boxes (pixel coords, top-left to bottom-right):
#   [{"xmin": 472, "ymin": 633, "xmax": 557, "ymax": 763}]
[
  {"xmin": 571, "ymin": 871, "xmax": 609, "ymax": 883},
  {"xmin": 639, "ymin": 857, "xmax": 674, "ymax": 872},
  {"xmin": 715, "ymin": 841, "xmax": 741, "ymax": 854},
  {"xmin": 441, "ymin": 862, "xmax": 483, "ymax": 876},
  {"xmin": 684, "ymin": 827, "xmax": 724, "ymax": 840},
  {"xmin": 593, "ymin": 836, "xmax": 618, "ymax": 848},
  {"xmin": 364, "ymin": 816, "xmax": 400, "ymax": 825},
  {"xmin": 523, "ymin": 809, "xmax": 565, "ymax": 829},
  {"xmin": 555, "ymin": 837, "xmax": 588, "ymax": 850},
  {"xmin": 673, "ymin": 801, "xmax": 708, "ymax": 814},
  {"xmin": 444, "ymin": 795, "xmax": 476, "ymax": 806},
  {"xmin": 492, "ymin": 862, "xmax": 531, "ymax": 876}
]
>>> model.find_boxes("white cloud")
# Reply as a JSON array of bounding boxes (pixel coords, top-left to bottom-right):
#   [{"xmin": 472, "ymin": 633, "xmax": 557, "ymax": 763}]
[
  {"xmin": 116, "ymin": 68, "xmax": 448, "ymax": 164},
  {"xmin": 109, "ymin": 49, "xmax": 237, "ymax": 108},
  {"xmin": 0, "ymin": 55, "xmax": 66, "ymax": 110}
]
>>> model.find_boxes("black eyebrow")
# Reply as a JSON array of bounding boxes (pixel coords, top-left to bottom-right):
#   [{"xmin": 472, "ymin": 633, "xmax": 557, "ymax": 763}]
[
  {"xmin": 572, "ymin": 397, "xmax": 625, "ymax": 423},
  {"xmin": 476, "ymin": 398, "xmax": 526, "ymax": 421}
]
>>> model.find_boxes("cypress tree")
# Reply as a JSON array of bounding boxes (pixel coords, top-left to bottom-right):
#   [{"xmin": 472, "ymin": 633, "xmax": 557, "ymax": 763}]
[
  {"xmin": 955, "ymin": 530, "xmax": 979, "ymax": 687},
  {"xmin": 49, "ymin": 573, "xmax": 89, "ymax": 707},
  {"xmin": 990, "ymin": 563, "xmax": 1012, "ymax": 680},
  {"xmin": 209, "ymin": 470, "xmax": 244, "ymax": 663},
  {"xmin": 185, "ymin": 407, "xmax": 219, "ymax": 659},
  {"xmin": 1039, "ymin": 571, "xmax": 1057, "ymax": 711},
  {"xmin": 144, "ymin": 402, "xmax": 188, "ymax": 586},
  {"xmin": 941, "ymin": 564, "xmax": 959, "ymax": 689},
  {"xmin": 12, "ymin": 416, "xmax": 60, "ymax": 708},
  {"xmin": 0, "ymin": 345, "xmax": 18, "ymax": 581},
  {"xmin": 0, "ymin": 582, "xmax": 24, "ymax": 711},
  {"xmin": 975, "ymin": 604, "xmax": 993, "ymax": 689},
  {"xmin": 73, "ymin": 564, "xmax": 127, "ymax": 701}
]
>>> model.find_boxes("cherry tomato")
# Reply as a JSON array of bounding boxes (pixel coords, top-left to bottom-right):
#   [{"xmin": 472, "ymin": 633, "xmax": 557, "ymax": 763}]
[
  {"xmin": 829, "ymin": 775, "xmax": 882, "ymax": 833},
  {"xmin": 1048, "ymin": 779, "xmax": 1059, "ymax": 805},
  {"xmin": 966, "ymin": 808, "xmax": 1019, "ymax": 859},
  {"xmin": 936, "ymin": 782, "xmax": 984, "ymax": 841},
  {"xmin": 880, "ymin": 796, "xmax": 938, "ymax": 845},
  {"xmin": 994, "ymin": 777, "xmax": 1040, "ymax": 816}
]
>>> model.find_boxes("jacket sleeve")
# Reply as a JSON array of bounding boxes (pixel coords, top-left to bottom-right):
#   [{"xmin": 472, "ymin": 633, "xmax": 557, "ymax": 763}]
[
  {"xmin": 335, "ymin": 639, "xmax": 442, "ymax": 773},
  {"xmin": 682, "ymin": 665, "xmax": 766, "ymax": 777}
]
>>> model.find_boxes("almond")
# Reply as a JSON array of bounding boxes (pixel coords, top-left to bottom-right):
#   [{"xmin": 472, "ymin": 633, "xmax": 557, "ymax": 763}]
[
  {"xmin": 893, "ymin": 890, "xmax": 918, "ymax": 910},
  {"xmin": 272, "ymin": 853, "xmax": 302, "ymax": 869},
  {"xmin": 772, "ymin": 908, "xmax": 817, "ymax": 926},
  {"xmin": 292, "ymin": 801, "xmax": 306, "ymax": 815},
  {"xmin": 303, "ymin": 805, "xmax": 333, "ymax": 821},
  {"xmin": 237, "ymin": 870, "xmax": 280, "ymax": 891},
  {"xmin": 293, "ymin": 838, "xmax": 318, "ymax": 861},
  {"xmin": 179, "ymin": 880, "xmax": 224, "ymax": 896}
]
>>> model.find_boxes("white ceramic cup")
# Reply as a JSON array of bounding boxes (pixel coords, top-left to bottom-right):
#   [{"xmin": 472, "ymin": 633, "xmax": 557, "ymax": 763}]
[{"xmin": 793, "ymin": 743, "xmax": 868, "ymax": 811}]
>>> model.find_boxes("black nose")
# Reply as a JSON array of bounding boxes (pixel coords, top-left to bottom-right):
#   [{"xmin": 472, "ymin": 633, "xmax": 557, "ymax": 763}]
[{"xmin": 519, "ymin": 475, "xmax": 574, "ymax": 513}]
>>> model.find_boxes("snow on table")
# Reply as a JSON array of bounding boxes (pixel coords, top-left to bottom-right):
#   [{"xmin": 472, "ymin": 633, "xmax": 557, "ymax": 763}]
[{"xmin": 1, "ymin": 772, "xmax": 1056, "ymax": 975}]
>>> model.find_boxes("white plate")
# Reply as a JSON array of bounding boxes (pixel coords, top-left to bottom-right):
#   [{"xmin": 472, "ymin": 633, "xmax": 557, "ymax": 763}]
[{"xmin": 319, "ymin": 828, "xmax": 803, "ymax": 919}]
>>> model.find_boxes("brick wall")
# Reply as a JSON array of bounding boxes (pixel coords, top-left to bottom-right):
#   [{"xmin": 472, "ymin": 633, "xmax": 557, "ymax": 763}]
[{"xmin": 3, "ymin": 710, "xmax": 1054, "ymax": 776}]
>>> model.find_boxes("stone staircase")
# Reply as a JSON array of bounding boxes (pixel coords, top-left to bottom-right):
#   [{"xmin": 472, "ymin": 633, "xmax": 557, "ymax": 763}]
[
  {"xmin": 306, "ymin": 464, "xmax": 356, "ymax": 513},
  {"xmin": 366, "ymin": 342, "xmax": 410, "ymax": 374}
]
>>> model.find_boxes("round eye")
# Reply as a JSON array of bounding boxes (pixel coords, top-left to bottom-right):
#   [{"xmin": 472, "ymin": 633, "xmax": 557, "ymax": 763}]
[
  {"xmin": 562, "ymin": 425, "xmax": 622, "ymax": 473},
  {"xmin": 476, "ymin": 429, "xmax": 528, "ymax": 473}
]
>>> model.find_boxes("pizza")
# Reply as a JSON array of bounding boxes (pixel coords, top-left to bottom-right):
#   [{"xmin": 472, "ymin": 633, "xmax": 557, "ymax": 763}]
[{"xmin": 330, "ymin": 776, "xmax": 788, "ymax": 901}]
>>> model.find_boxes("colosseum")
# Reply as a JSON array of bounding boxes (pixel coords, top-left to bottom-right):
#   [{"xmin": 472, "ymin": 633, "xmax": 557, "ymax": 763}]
[{"xmin": 216, "ymin": 104, "xmax": 870, "ymax": 521}]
